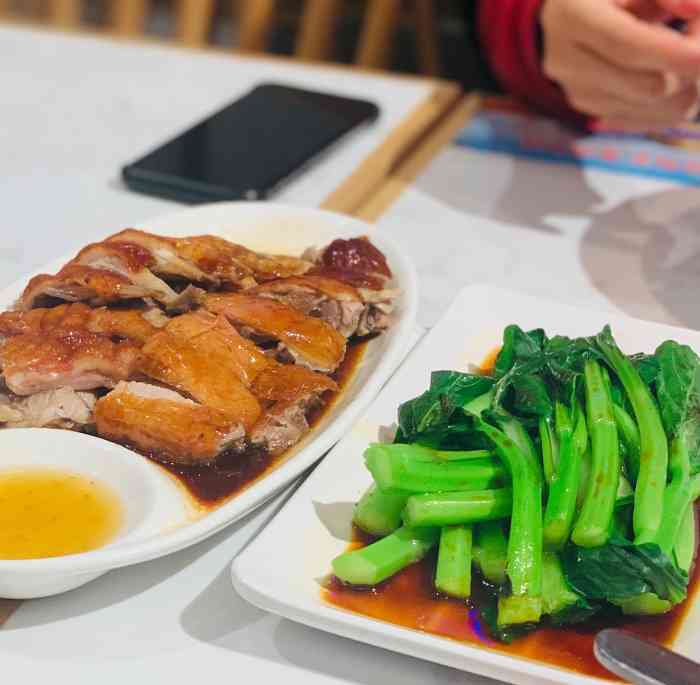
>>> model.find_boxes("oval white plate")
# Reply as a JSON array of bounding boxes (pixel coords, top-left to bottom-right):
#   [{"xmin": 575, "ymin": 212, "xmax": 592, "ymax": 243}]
[
  {"xmin": 232, "ymin": 284, "xmax": 700, "ymax": 685},
  {"xmin": 0, "ymin": 202, "xmax": 417, "ymax": 598}
]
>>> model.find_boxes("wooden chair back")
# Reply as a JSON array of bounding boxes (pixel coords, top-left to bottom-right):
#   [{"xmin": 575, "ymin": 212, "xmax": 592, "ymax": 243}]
[{"xmin": 0, "ymin": 1, "xmax": 441, "ymax": 75}]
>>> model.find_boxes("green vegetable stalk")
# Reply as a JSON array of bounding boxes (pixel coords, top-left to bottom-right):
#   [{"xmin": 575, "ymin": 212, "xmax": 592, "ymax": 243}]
[
  {"xmin": 539, "ymin": 417, "xmax": 557, "ymax": 486},
  {"xmin": 674, "ymin": 504, "xmax": 696, "ymax": 576},
  {"xmin": 435, "ymin": 525, "xmax": 472, "ymax": 599},
  {"xmin": 541, "ymin": 551, "xmax": 591, "ymax": 623},
  {"xmin": 403, "ymin": 488, "xmax": 512, "ymax": 528},
  {"xmin": 653, "ymin": 437, "xmax": 691, "ymax": 556},
  {"xmin": 332, "ymin": 526, "xmax": 439, "ymax": 586},
  {"xmin": 597, "ymin": 326, "xmax": 668, "ymax": 544},
  {"xmin": 572, "ymin": 359, "xmax": 620, "ymax": 548},
  {"xmin": 692, "ymin": 473, "xmax": 700, "ymax": 501},
  {"xmin": 471, "ymin": 418, "xmax": 543, "ymax": 626},
  {"xmin": 473, "ymin": 521, "xmax": 508, "ymax": 585},
  {"xmin": 613, "ymin": 403, "xmax": 641, "ymax": 485},
  {"xmin": 364, "ymin": 443, "xmax": 506, "ymax": 494},
  {"xmin": 353, "ymin": 485, "xmax": 408, "ymax": 536},
  {"xmin": 543, "ymin": 401, "xmax": 583, "ymax": 549}
]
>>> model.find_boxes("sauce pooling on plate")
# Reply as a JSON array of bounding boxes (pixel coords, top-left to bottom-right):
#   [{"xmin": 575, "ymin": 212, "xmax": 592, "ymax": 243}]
[
  {"xmin": 324, "ymin": 516, "xmax": 700, "ymax": 682},
  {"xmin": 0, "ymin": 468, "xmax": 123, "ymax": 559}
]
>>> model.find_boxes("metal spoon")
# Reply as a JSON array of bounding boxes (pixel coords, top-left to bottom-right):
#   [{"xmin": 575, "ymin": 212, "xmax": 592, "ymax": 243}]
[{"xmin": 594, "ymin": 629, "xmax": 700, "ymax": 685}]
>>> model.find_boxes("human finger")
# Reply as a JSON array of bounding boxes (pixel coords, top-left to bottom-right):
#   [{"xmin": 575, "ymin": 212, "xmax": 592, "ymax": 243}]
[
  {"xmin": 544, "ymin": 41, "xmax": 668, "ymax": 102},
  {"xmin": 564, "ymin": 84, "xmax": 699, "ymax": 123},
  {"xmin": 547, "ymin": 0, "xmax": 700, "ymax": 75}
]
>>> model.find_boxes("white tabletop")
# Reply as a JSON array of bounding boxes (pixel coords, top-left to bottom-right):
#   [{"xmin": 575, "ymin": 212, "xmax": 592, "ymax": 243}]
[
  {"xmin": 0, "ymin": 24, "xmax": 431, "ymax": 283},
  {"xmin": 380, "ymin": 143, "xmax": 700, "ymax": 332}
]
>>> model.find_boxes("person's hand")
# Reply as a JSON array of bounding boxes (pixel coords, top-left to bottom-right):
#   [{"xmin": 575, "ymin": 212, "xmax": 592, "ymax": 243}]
[{"xmin": 541, "ymin": 0, "xmax": 700, "ymax": 129}]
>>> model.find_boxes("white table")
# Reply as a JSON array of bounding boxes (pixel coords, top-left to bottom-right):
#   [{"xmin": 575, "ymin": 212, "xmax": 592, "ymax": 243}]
[
  {"xmin": 0, "ymin": 24, "xmax": 436, "ymax": 284},
  {"xmin": 378, "ymin": 136, "xmax": 700, "ymax": 332}
]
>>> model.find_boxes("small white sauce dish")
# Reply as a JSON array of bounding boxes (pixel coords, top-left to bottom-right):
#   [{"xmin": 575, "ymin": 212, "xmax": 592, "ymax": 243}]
[{"xmin": 0, "ymin": 429, "xmax": 191, "ymax": 598}]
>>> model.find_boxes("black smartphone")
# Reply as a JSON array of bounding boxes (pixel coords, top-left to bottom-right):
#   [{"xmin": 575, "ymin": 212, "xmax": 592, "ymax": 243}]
[{"xmin": 121, "ymin": 83, "xmax": 380, "ymax": 204}]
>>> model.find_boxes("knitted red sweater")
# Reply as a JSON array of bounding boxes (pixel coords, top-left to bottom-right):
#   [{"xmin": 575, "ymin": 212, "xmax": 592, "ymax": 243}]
[{"xmin": 478, "ymin": 0, "xmax": 587, "ymax": 127}]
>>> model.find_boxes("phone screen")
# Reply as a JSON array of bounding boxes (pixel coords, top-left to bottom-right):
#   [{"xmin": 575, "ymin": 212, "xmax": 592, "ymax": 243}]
[{"xmin": 122, "ymin": 84, "xmax": 380, "ymax": 203}]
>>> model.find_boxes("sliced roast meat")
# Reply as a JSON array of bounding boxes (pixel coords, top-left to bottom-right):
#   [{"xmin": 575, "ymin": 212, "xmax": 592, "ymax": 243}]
[
  {"xmin": 94, "ymin": 381, "xmax": 244, "ymax": 465},
  {"xmin": 0, "ymin": 388, "xmax": 96, "ymax": 428},
  {"xmin": 72, "ymin": 241, "xmax": 181, "ymax": 307},
  {"xmin": 251, "ymin": 274, "xmax": 398, "ymax": 337},
  {"xmin": 106, "ymin": 229, "xmax": 216, "ymax": 285},
  {"xmin": 249, "ymin": 396, "xmax": 317, "ymax": 455},
  {"xmin": 250, "ymin": 363, "xmax": 337, "ymax": 402},
  {"xmin": 0, "ymin": 303, "xmax": 163, "ymax": 344},
  {"xmin": 0, "ymin": 331, "xmax": 142, "ymax": 395},
  {"xmin": 139, "ymin": 311, "xmax": 262, "ymax": 430},
  {"xmin": 203, "ymin": 293, "xmax": 346, "ymax": 373},
  {"xmin": 19, "ymin": 265, "xmax": 152, "ymax": 310}
]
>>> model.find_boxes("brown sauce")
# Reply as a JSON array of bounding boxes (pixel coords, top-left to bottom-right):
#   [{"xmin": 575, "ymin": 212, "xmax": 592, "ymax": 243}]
[
  {"xmin": 324, "ymin": 511, "xmax": 700, "ymax": 681},
  {"xmin": 148, "ymin": 338, "xmax": 367, "ymax": 507}
]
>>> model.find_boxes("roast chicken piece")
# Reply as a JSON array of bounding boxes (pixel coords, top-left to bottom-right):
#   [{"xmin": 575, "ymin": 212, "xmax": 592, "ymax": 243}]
[
  {"xmin": 140, "ymin": 312, "xmax": 262, "ymax": 430},
  {"xmin": 172, "ymin": 235, "xmax": 312, "ymax": 287},
  {"xmin": 160, "ymin": 311, "xmax": 269, "ymax": 386},
  {"xmin": 72, "ymin": 241, "xmax": 188, "ymax": 308},
  {"xmin": 251, "ymin": 274, "xmax": 396, "ymax": 337},
  {"xmin": 203, "ymin": 293, "xmax": 346, "ymax": 373},
  {"xmin": 95, "ymin": 381, "xmax": 244, "ymax": 465},
  {"xmin": 19, "ymin": 240, "xmax": 203, "ymax": 311},
  {"xmin": 0, "ymin": 388, "xmax": 96, "ymax": 429},
  {"xmin": 0, "ymin": 331, "xmax": 142, "ymax": 395},
  {"xmin": 20, "ymin": 265, "xmax": 152, "ymax": 311},
  {"xmin": 249, "ymin": 396, "xmax": 317, "ymax": 455},
  {"xmin": 248, "ymin": 364, "xmax": 338, "ymax": 454},
  {"xmin": 106, "ymin": 229, "xmax": 215, "ymax": 285},
  {"xmin": 251, "ymin": 363, "xmax": 337, "ymax": 402},
  {"xmin": 304, "ymin": 237, "xmax": 393, "ymax": 290},
  {"xmin": 0, "ymin": 303, "xmax": 163, "ymax": 344}
]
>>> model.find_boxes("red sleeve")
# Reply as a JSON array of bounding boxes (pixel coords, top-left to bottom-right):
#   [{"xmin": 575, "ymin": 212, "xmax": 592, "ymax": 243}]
[{"xmin": 478, "ymin": 0, "xmax": 588, "ymax": 128}]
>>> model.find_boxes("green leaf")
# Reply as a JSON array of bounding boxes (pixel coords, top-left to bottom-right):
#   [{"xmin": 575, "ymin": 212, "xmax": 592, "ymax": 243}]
[
  {"xmin": 655, "ymin": 341, "xmax": 700, "ymax": 474},
  {"xmin": 562, "ymin": 537, "xmax": 688, "ymax": 605},
  {"xmin": 493, "ymin": 326, "xmax": 545, "ymax": 379},
  {"xmin": 511, "ymin": 373, "xmax": 553, "ymax": 418},
  {"xmin": 631, "ymin": 353, "xmax": 660, "ymax": 389},
  {"xmin": 397, "ymin": 371, "xmax": 493, "ymax": 442}
]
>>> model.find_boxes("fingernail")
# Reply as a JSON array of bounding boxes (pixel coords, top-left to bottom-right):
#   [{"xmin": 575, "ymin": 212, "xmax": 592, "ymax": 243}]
[
  {"xmin": 684, "ymin": 95, "xmax": 700, "ymax": 120},
  {"xmin": 664, "ymin": 72, "xmax": 682, "ymax": 97}
]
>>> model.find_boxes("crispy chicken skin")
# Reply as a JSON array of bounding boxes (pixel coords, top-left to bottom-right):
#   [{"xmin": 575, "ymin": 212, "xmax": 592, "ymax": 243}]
[
  {"xmin": 72, "ymin": 241, "xmax": 180, "ymax": 306},
  {"xmin": 5, "ymin": 230, "xmax": 396, "ymax": 466},
  {"xmin": 20, "ymin": 265, "xmax": 151, "ymax": 310},
  {"xmin": 251, "ymin": 275, "xmax": 395, "ymax": 338},
  {"xmin": 106, "ymin": 229, "xmax": 215, "ymax": 284},
  {"xmin": 140, "ymin": 312, "xmax": 262, "ymax": 430},
  {"xmin": 251, "ymin": 364, "xmax": 337, "ymax": 402},
  {"xmin": 0, "ymin": 331, "xmax": 142, "ymax": 395},
  {"xmin": 173, "ymin": 235, "xmax": 312, "ymax": 286},
  {"xmin": 203, "ymin": 293, "xmax": 346, "ymax": 373},
  {"xmin": 95, "ymin": 382, "xmax": 244, "ymax": 465},
  {"xmin": 162, "ymin": 311, "xmax": 270, "ymax": 387},
  {"xmin": 0, "ymin": 303, "xmax": 162, "ymax": 344}
]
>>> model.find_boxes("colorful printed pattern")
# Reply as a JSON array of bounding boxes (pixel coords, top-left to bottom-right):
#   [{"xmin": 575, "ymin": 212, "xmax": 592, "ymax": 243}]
[{"xmin": 455, "ymin": 110, "xmax": 700, "ymax": 186}]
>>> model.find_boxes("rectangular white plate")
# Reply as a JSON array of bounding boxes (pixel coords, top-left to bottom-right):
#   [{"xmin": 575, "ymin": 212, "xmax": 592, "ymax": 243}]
[{"xmin": 232, "ymin": 284, "xmax": 700, "ymax": 685}]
